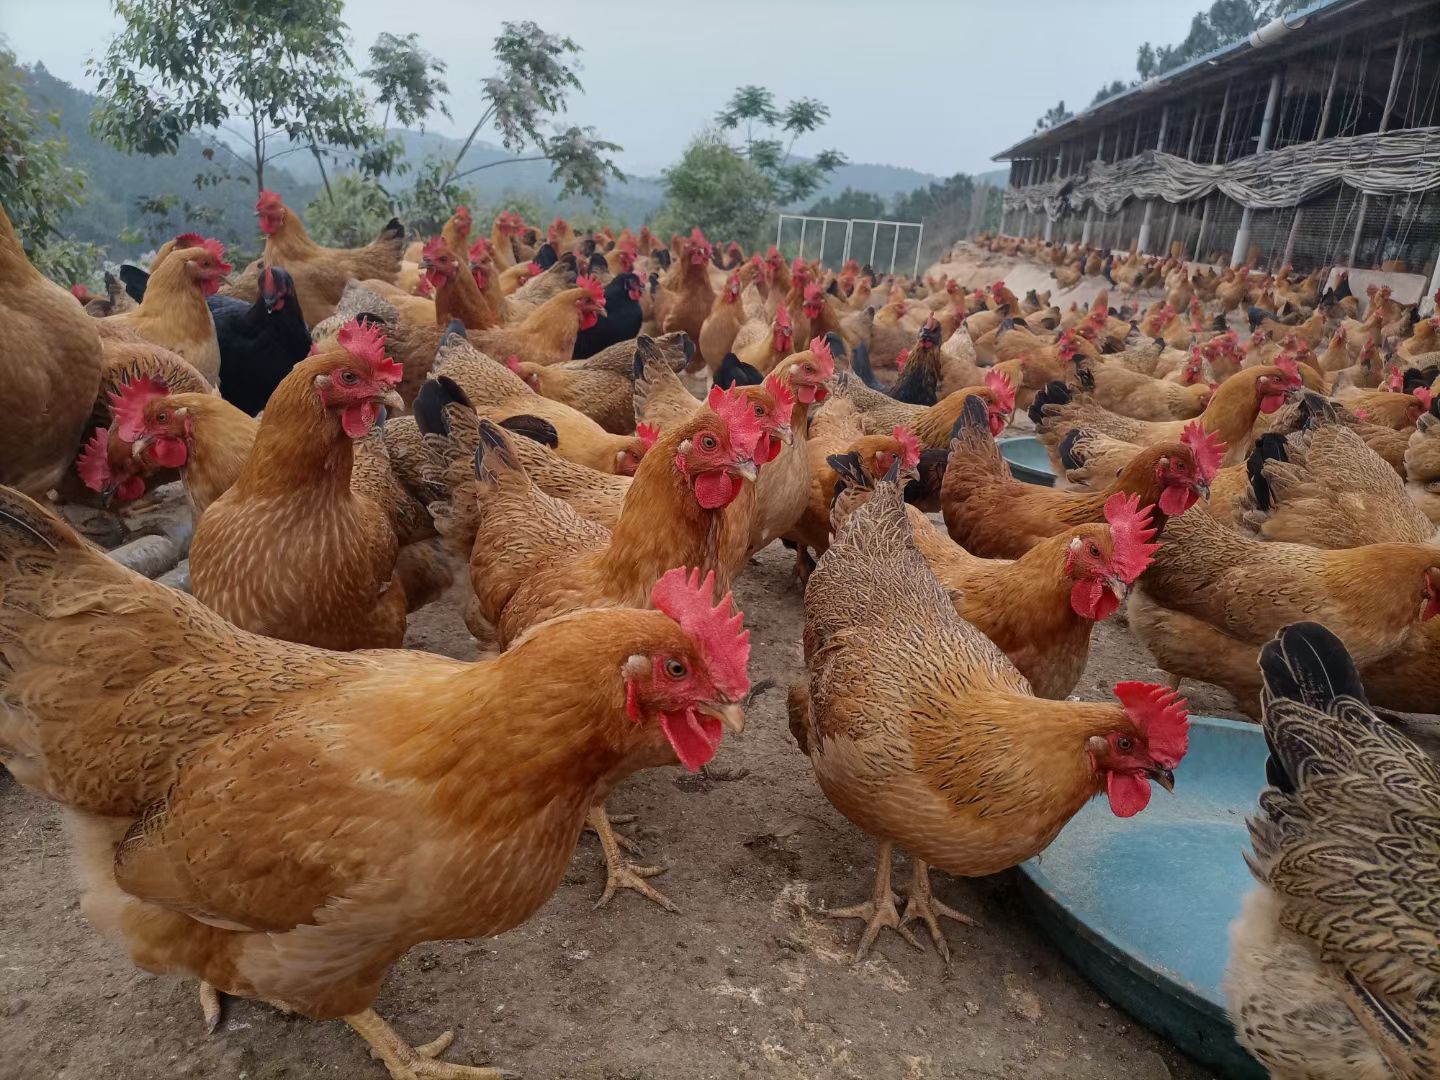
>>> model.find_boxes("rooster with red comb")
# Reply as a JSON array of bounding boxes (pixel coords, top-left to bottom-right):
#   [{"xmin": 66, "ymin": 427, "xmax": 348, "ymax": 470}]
[{"xmin": 791, "ymin": 464, "xmax": 1187, "ymax": 963}]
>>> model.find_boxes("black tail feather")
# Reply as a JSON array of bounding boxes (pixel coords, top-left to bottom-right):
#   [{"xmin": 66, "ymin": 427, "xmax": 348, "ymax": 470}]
[
  {"xmin": 413, "ymin": 375, "xmax": 472, "ymax": 437},
  {"xmin": 474, "ymin": 419, "xmax": 519, "ymax": 484},
  {"xmin": 1057, "ymin": 427, "xmax": 1087, "ymax": 471},
  {"xmin": 378, "ymin": 217, "xmax": 404, "ymax": 242},
  {"xmin": 714, "ymin": 353, "xmax": 763, "ymax": 389},
  {"xmin": 118, "ymin": 264, "xmax": 150, "ymax": 304},
  {"xmin": 1028, "ymin": 380, "xmax": 1072, "ymax": 427},
  {"xmin": 1246, "ymin": 432, "xmax": 1288, "ymax": 512},
  {"xmin": 850, "ymin": 342, "xmax": 883, "ymax": 390},
  {"xmin": 1258, "ymin": 622, "xmax": 1369, "ymax": 793},
  {"xmin": 498, "ymin": 414, "xmax": 560, "ymax": 447}
]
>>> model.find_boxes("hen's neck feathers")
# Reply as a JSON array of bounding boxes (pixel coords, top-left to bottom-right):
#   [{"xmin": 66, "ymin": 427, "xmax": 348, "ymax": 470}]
[{"xmin": 232, "ymin": 357, "xmax": 354, "ymax": 499}]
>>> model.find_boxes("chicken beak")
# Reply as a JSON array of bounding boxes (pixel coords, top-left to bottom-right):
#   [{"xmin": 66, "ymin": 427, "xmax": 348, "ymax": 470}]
[
  {"xmin": 131, "ymin": 436, "xmax": 152, "ymax": 460},
  {"xmin": 730, "ymin": 459, "xmax": 759, "ymax": 483},
  {"xmin": 382, "ymin": 390, "xmax": 405, "ymax": 412},
  {"xmin": 777, "ymin": 424, "xmax": 795, "ymax": 446},
  {"xmin": 1106, "ymin": 577, "xmax": 1130, "ymax": 604},
  {"xmin": 1189, "ymin": 479, "xmax": 1210, "ymax": 500},
  {"xmin": 695, "ymin": 700, "xmax": 746, "ymax": 735},
  {"xmin": 99, "ymin": 484, "xmax": 117, "ymax": 508},
  {"xmin": 1147, "ymin": 766, "xmax": 1176, "ymax": 793}
]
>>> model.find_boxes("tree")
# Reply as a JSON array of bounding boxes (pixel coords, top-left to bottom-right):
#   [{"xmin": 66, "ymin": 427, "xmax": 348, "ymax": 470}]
[
  {"xmin": 0, "ymin": 45, "xmax": 101, "ymax": 283},
  {"xmin": 807, "ymin": 188, "xmax": 886, "ymax": 221},
  {"xmin": 1034, "ymin": 100, "xmax": 1074, "ymax": 133},
  {"xmin": 434, "ymin": 21, "xmax": 623, "ymax": 202},
  {"xmin": 304, "ymin": 175, "xmax": 395, "ymax": 247},
  {"xmin": 353, "ymin": 32, "xmax": 451, "ymax": 186},
  {"xmin": 90, "ymin": 0, "xmax": 373, "ymax": 194},
  {"xmin": 1091, "ymin": 79, "xmax": 1133, "ymax": 106},
  {"xmin": 657, "ymin": 132, "xmax": 774, "ymax": 249},
  {"xmin": 714, "ymin": 85, "xmax": 846, "ymax": 212}
]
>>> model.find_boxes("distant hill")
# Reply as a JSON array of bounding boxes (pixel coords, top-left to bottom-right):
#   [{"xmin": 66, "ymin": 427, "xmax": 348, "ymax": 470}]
[{"xmin": 17, "ymin": 61, "xmax": 964, "ymax": 262}]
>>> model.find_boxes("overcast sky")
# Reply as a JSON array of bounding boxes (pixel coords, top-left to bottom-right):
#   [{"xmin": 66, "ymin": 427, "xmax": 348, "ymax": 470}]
[{"xmin": 4, "ymin": 0, "xmax": 1202, "ymax": 177}]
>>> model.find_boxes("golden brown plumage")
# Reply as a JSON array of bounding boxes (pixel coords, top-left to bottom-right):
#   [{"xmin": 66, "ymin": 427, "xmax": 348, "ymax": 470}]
[
  {"xmin": 0, "ymin": 484, "xmax": 748, "ymax": 1077},
  {"xmin": 0, "ymin": 206, "xmax": 104, "ymax": 497},
  {"xmin": 1129, "ymin": 507, "xmax": 1440, "ymax": 716},
  {"xmin": 791, "ymin": 473, "xmax": 1189, "ymax": 960},
  {"xmin": 190, "ymin": 325, "xmax": 447, "ymax": 650}
]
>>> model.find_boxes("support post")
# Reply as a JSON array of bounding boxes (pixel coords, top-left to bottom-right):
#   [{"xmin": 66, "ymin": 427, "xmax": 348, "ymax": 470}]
[
  {"xmin": 1349, "ymin": 23, "xmax": 1407, "ymax": 267},
  {"xmin": 913, "ymin": 223, "xmax": 924, "ymax": 279},
  {"xmin": 1080, "ymin": 130, "xmax": 1104, "ymax": 246},
  {"xmin": 798, "ymin": 217, "xmax": 807, "ymax": 261},
  {"xmin": 1425, "ymin": 245, "xmax": 1440, "ymax": 315},
  {"xmin": 819, "ymin": 219, "xmax": 828, "ymax": 265},
  {"xmin": 1138, "ymin": 105, "xmax": 1170, "ymax": 254},
  {"xmin": 1231, "ymin": 70, "xmax": 1283, "ymax": 269},
  {"xmin": 1195, "ymin": 80, "xmax": 1233, "ymax": 262},
  {"xmin": 1166, "ymin": 108, "xmax": 1203, "ymax": 257},
  {"xmin": 1283, "ymin": 39, "xmax": 1345, "ymax": 266}
]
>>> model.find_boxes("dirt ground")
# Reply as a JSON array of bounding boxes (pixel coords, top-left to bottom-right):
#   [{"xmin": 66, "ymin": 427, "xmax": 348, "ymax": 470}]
[{"xmin": 0, "ymin": 252, "xmax": 1244, "ymax": 1080}]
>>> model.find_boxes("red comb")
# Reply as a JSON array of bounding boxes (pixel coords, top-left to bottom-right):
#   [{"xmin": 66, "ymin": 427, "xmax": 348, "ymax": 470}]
[
  {"xmin": 1385, "ymin": 366, "xmax": 1404, "ymax": 391},
  {"xmin": 984, "ymin": 369, "xmax": 1016, "ymax": 415},
  {"xmin": 255, "ymin": 189, "xmax": 281, "ymax": 210},
  {"xmin": 637, "ymin": 422, "xmax": 661, "ymax": 449},
  {"xmin": 525, "ymin": 260, "xmax": 541, "ymax": 277},
  {"xmin": 774, "ymin": 304, "xmax": 791, "ymax": 329},
  {"xmin": 895, "ymin": 347, "xmax": 910, "ymax": 370},
  {"xmin": 109, "ymin": 375, "xmax": 171, "ymax": 442},
  {"xmin": 808, "ymin": 335, "xmax": 834, "ymax": 377},
  {"xmin": 336, "ymin": 320, "xmax": 403, "ymax": 386},
  {"xmin": 705, "ymin": 385, "xmax": 765, "ymax": 459},
  {"xmin": 76, "ymin": 428, "xmax": 114, "ymax": 492},
  {"xmin": 804, "ymin": 282, "xmax": 823, "ymax": 302},
  {"xmin": 468, "ymin": 237, "xmax": 491, "ymax": 261},
  {"xmin": 577, "ymin": 274, "xmax": 606, "ymax": 305},
  {"xmin": 762, "ymin": 372, "xmax": 795, "ymax": 415},
  {"xmin": 1273, "ymin": 353, "xmax": 1301, "ymax": 387},
  {"xmin": 650, "ymin": 567, "xmax": 751, "ymax": 702},
  {"xmin": 690, "ymin": 227, "xmax": 708, "ymax": 245},
  {"xmin": 1416, "ymin": 387, "xmax": 1434, "ymax": 410},
  {"xmin": 1103, "ymin": 492, "xmax": 1160, "ymax": 583},
  {"xmin": 1113, "ymin": 682, "xmax": 1189, "ymax": 769},
  {"xmin": 70, "ymin": 283, "xmax": 92, "ymax": 302},
  {"xmin": 1179, "ymin": 421, "xmax": 1225, "ymax": 482},
  {"xmin": 189, "ymin": 236, "xmax": 231, "ymax": 274},
  {"xmin": 422, "ymin": 235, "xmax": 448, "ymax": 261},
  {"xmin": 174, "ymin": 232, "xmax": 204, "ymax": 249},
  {"xmin": 891, "ymin": 425, "xmax": 921, "ymax": 470}
]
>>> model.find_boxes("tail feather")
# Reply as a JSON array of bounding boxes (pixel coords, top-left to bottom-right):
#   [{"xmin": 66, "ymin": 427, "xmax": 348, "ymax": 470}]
[
  {"xmin": 714, "ymin": 353, "xmax": 763, "ymax": 389},
  {"xmin": 474, "ymin": 419, "xmax": 523, "ymax": 489},
  {"xmin": 377, "ymin": 217, "xmax": 404, "ymax": 243},
  {"xmin": 1246, "ymin": 433, "xmax": 1289, "ymax": 512},
  {"xmin": 497, "ymin": 414, "xmax": 560, "ymax": 447},
  {"xmin": 1028, "ymin": 380, "xmax": 1072, "ymax": 428},
  {"xmin": 0, "ymin": 486, "xmax": 74, "ymax": 556},
  {"xmin": 947, "ymin": 393, "xmax": 1005, "ymax": 478},
  {"xmin": 413, "ymin": 375, "xmax": 472, "ymax": 438},
  {"xmin": 904, "ymin": 448, "xmax": 949, "ymax": 513},
  {"xmin": 1058, "ymin": 427, "xmax": 1088, "ymax": 472},
  {"xmin": 850, "ymin": 341, "xmax": 884, "ymax": 391}
]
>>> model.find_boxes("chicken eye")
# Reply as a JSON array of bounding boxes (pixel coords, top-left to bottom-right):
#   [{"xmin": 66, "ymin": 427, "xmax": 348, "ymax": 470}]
[
  {"xmin": 156, "ymin": 411, "xmax": 168, "ymax": 424},
  {"xmin": 339, "ymin": 370, "xmax": 360, "ymax": 386},
  {"xmin": 699, "ymin": 434, "xmax": 718, "ymax": 452},
  {"xmin": 1116, "ymin": 736, "xmax": 1134, "ymax": 753},
  {"xmin": 664, "ymin": 659, "xmax": 687, "ymax": 679},
  {"xmin": 1088, "ymin": 542, "xmax": 1101, "ymax": 557},
  {"xmin": 753, "ymin": 404, "xmax": 765, "ymax": 417}
]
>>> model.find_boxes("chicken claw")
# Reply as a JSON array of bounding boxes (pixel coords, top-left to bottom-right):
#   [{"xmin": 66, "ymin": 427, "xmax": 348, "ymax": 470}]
[
  {"xmin": 199, "ymin": 981, "xmax": 222, "ymax": 1033},
  {"xmin": 586, "ymin": 804, "xmax": 680, "ymax": 913},
  {"xmin": 898, "ymin": 858, "xmax": 977, "ymax": 965},
  {"xmin": 824, "ymin": 841, "xmax": 921, "ymax": 961},
  {"xmin": 346, "ymin": 1008, "xmax": 515, "ymax": 1079},
  {"xmin": 585, "ymin": 810, "xmax": 644, "ymax": 856}
]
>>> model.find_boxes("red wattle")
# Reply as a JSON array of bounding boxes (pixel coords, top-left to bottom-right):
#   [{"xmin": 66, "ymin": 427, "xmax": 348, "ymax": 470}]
[
  {"xmin": 661, "ymin": 708, "xmax": 723, "ymax": 771},
  {"xmin": 1106, "ymin": 771, "xmax": 1152, "ymax": 817},
  {"xmin": 341, "ymin": 401, "xmax": 380, "ymax": 439},
  {"xmin": 692, "ymin": 471, "xmax": 739, "ymax": 509},
  {"xmin": 1259, "ymin": 392, "xmax": 1285, "ymax": 414},
  {"xmin": 1157, "ymin": 484, "xmax": 1194, "ymax": 517},
  {"xmin": 151, "ymin": 437, "xmax": 189, "ymax": 468}
]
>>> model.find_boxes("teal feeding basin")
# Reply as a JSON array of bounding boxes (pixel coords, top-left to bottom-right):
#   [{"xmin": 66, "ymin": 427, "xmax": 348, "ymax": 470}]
[
  {"xmin": 998, "ymin": 436, "xmax": 1055, "ymax": 486},
  {"xmin": 1017, "ymin": 716, "xmax": 1268, "ymax": 1079}
]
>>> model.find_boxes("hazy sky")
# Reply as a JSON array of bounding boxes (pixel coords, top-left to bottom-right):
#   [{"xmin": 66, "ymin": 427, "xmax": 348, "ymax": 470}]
[{"xmin": 3, "ymin": 0, "xmax": 1202, "ymax": 177}]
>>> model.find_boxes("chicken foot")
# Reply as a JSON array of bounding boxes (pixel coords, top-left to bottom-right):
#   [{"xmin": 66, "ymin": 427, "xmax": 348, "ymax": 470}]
[
  {"xmin": 897, "ymin": 858, "xmax": 977, "ymax": 965},
  {"xmin": 586, "ymin": 803, "xmax": 680, "ymax": 913},
  {"xmin": 199, "ymin": 980, "xmax": 300, "ymax": 1033},
  {"xmin": 347, "ymin": 1008, "xmax": 514, "ymax": 1079},
  {"xmin": 823, "ymin": 840, "xmax": 921, "ymax": 961}
]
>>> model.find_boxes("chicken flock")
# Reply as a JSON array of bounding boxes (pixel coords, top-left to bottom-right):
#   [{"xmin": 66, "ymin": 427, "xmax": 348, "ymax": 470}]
[{"xmin": 0, "ymin": 196, "xmax": 1436, "ymax": 1079}]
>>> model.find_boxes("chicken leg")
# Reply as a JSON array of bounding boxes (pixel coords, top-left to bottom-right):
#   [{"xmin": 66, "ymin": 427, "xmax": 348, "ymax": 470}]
[
  {"xmin": 346, "ymin": 1008, "xmax": 514, "ymax": 1079},
  {"xmin": 898, "ymin": 857, "xmax": 977, "ymax": 964},
  {"xmin": 586, "ymin": 803, "xmax": 679, "ymax": 913},
  {"xmin": 823, "ymin": 840, "xmax": 921, "ymax": 961}
]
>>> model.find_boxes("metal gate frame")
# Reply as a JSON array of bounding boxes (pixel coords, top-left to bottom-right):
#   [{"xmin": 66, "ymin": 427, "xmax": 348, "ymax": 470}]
[{"xmin": 775, "ymin": 214, "xmax": 925, "ymax": 277}]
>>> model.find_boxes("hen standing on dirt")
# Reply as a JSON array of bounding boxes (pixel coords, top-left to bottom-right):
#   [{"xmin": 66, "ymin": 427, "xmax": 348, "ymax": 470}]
[{"xmin": 788, "ymin": 468, "xmax": 1190, "ymax": 962}]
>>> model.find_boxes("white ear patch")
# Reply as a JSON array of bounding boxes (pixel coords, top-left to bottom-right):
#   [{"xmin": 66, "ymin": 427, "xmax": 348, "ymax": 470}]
[{"xmin": 623, "ymin": 654, "xmax": 649, "ymax": 678}]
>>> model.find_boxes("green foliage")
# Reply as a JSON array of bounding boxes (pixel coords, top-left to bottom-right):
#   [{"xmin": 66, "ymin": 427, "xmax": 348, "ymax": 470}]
[
  {"xmin": 1034, "ymin": 100, "xmax": 1074, "ymax": 134},
  {"xmin": 356, "ymin": 32, "xmax": 451, "ymax": 182},
  {"xmin": 397, "ymin": 155, "xmax": 476, "ymax": 237},
  {"xmin": 806, "ymin": 188, "xmax": 886, "ymax": 221},
  {"xmin": 304, "ymin": 174, "xmax": 395, "ymax": 247},
  {"xmin": 658, "ymin": 132, "xmax": 774, "ymax": 249},
  {"xmin": 0, "ymin": 45, "xmax": 102, "ymax": 284},
  {"xmin": 1091, "ymin": 80, "xmax": 1132, "ymax": 107},
  {"xmin": 440, "ymin": 21, "xmax": 624, "ymax": 203},
  {"xmin": 90, "ymin": 0, "xmax": 373, "ymax": 190},
  {"xmin": 714, "ymin": 85, "xmax": 845, "ymax": 210}
]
